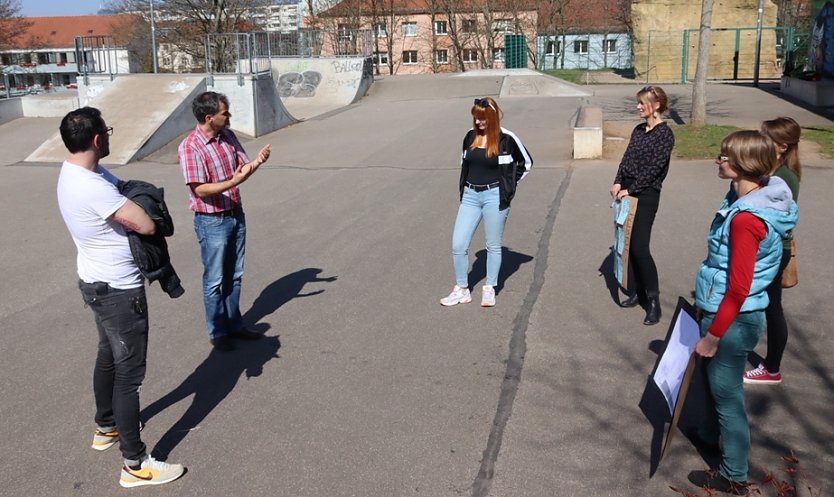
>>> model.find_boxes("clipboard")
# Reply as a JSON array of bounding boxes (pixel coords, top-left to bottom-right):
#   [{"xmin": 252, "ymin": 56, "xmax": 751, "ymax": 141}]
[
  {"xmin": 612, "ymin": 196, "xmax": 639, "ymax": 289},
  {"xmin": 652, "ymin": 298, "xmax": 701, "ymax": 462}
]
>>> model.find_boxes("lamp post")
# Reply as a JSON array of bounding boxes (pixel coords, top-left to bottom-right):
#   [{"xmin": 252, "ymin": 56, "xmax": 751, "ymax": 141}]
[{"xmin": 150, "ymin": 0, "xmax": 158, "ymax": 73}]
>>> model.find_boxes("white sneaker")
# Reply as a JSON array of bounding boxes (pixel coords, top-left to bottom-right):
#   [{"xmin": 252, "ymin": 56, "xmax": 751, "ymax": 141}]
[
  {"xmin": 440, "ymin": 286, "xmax": 472, "ymax": 306},
  {"xmin": 481, "ymin": 285, "xmax": 496, "ymax": 307},
  {"xmin": 120, "ymin": 456, "xmax": 185, "ymax": 488}
]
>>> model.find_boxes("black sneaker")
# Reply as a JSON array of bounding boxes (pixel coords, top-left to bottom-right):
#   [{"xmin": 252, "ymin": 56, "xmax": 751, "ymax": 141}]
[
  {"xmin": 230, "ymin": 328, "xmax": 263, "ymax": 340},
  {"xmin": 688, "ymin": 470, "xmax": 749, "ymax": 495},
  {"xmin": 210, "ymin": 335, "xmax": 235, "ymax": 352}
]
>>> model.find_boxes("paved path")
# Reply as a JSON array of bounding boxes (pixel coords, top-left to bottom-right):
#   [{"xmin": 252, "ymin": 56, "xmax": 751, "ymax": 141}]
[{"xmin": 0, "ymin": 75, "xmax": 832, "ymax": 497}]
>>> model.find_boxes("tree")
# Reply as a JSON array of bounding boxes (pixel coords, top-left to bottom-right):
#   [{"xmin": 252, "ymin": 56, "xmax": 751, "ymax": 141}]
[
  {"xmin": 0, "ymin": 0, "xmax": 31, "ymax": 51},
  {"xmin": 106, "ymin": 0, "xmax": 272, "ymax": 72},
  {"xmin": 691, "ymin": 0, "xmax": 714, "ymax": 128}
]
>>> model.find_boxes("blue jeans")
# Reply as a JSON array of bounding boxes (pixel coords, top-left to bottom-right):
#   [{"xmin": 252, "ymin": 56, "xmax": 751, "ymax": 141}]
[
  {"xmin": 79, "ymin": 280, "xmax": 148, "ymax": 462},
  {"xmin": 699, "ymin": 311, "xmax": 765, "ymax": 482},
  {"xmin": 194, "ymin": 211, "xmax": 246, "ymax": 339},
  {"xmin": 451, "ymin": 187, "xmax": 509, "ymax": 288}
]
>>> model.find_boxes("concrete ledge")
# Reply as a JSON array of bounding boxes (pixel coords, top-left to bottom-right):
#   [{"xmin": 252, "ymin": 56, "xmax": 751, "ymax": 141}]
[
  {"xmin": 781, "ymin": 76, "xmax": 834, "ymax": 107},
  {"xmin": 573, "ymin": 106, "xmax": 603, "ymax": 159}
]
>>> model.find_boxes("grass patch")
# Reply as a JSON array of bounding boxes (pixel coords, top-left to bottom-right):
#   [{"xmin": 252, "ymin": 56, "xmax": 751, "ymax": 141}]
[
  {"xmin": 542, "ymin": 68, "xmax": 611, "ymax": 84},
  {"xmin": 671, "ymin": 124, "xmax": 834, "ymax": 159},
  {"xmin": 801, "ymin": 125, "xmax": 834, "ymax": 158},
  {"xmin": 670, "ymin": 124, "xmax": 739, "ymax": 159}
]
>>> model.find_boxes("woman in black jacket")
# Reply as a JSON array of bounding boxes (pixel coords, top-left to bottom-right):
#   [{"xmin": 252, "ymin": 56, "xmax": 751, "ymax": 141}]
[
  {"xmin": 440, "ymin": 97, "xmax": 533, "ymax": 308},
  {"xmin": 610, "ymin": 85, "xmax": 674, "ymax": 325}
]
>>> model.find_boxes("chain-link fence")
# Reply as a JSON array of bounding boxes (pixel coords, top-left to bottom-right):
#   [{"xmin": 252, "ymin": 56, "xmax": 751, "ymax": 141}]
[{"xmin": 635, "ymin": 27, "xmax": 806, "ymax": 83}]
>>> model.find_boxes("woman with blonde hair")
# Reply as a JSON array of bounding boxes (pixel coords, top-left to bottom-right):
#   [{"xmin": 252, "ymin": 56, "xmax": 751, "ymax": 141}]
[
  {"xmin": 744, "ymin": 117, "xmax": 802, "ymax": 384},
  {"xmin": 440, "ymin": 97, "xmax": 532, "ymax": 307},
  {"xmin": 689, "ymin": 130, "xmax": 798, "ymax": 494},
  {"xmin": 610, "ymin": 85, "xmax": 675, "ymax": 325}
]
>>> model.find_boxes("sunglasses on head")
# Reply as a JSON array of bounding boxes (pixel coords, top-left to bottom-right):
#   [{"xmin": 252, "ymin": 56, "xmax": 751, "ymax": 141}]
[
  {"xmin": 474, "ymin": 98, "xmax": 490, "ymax": 108},
  {"xmin": 641, "ymin": 86, "xmax": 656, "ymax": 94}
]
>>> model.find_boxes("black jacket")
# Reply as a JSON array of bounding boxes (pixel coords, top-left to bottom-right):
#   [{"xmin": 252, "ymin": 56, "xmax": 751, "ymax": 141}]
[
  {"xmin": 119, "ymin": 180, "xmax": 184, "ymax": 298},
  {"xmin": 458, "ymin": 127, "xmax": 533, "ymax": 210}
]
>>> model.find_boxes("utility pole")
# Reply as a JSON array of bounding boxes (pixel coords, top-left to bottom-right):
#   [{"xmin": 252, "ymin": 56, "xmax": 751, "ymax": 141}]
[
  {"xmin": 754, "ymin": 0, "xmax": 764, "ymax": 87},
  {"xmin": 150, "ymin": 0, "xmax": 159, "ymax": 73}
]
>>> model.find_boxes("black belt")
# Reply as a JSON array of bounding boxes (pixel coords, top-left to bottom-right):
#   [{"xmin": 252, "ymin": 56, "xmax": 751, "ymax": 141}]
[
  {"xmin": 196, "ymin": 207, "xmax": 242, "ymax": 217},
  {"xmin": 466, "ymin": 181, "xmax": 500, "ymax": 192}
]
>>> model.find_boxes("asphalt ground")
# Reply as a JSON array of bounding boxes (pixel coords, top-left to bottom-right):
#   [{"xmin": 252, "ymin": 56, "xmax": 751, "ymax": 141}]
[{"xmin": 0, "ymin": 75, "xmax": 832, "ymax": 497}]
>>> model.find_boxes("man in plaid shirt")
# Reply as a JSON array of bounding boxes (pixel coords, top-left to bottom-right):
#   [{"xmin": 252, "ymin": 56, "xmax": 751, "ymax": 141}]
[{"xmin": 178, "ymin": 91, "xmax": 271, "ymax": 352}]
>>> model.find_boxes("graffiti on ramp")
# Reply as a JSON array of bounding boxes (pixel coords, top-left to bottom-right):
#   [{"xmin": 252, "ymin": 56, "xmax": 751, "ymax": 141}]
[{"xmin": 278, "ymin": 71, "xmax": 322, "ymax": 98}]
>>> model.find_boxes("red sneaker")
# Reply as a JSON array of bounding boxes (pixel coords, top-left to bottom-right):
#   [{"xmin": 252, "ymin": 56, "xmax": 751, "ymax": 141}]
[{"xmin": 743, "ymin": 363, "xmax": 782, "ymax": 384}]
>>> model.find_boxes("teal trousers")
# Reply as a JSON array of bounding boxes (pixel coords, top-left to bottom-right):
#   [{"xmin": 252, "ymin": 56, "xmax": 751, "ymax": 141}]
[{"xmin": 699, "ymin": 311, "xmax": 765, "ymax": 482}]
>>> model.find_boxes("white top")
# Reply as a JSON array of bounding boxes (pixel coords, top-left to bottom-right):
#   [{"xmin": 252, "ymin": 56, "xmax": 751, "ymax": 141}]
[{"xmin": 57, "ymin": 161, "xmax": 142, "ymax": 289}]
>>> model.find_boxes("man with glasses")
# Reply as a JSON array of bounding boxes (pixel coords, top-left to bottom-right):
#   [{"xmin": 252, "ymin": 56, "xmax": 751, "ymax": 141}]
[
  {"xmin": 178, "ymin": 92, "xmax": 271, "ymax": 352},
  {"xmin": 56, "ymin": 107, "xmax": 186, "ymax": 487}
]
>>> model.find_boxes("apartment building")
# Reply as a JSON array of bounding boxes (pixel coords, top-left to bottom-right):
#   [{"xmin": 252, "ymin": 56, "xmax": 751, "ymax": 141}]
[
  {"xmin": 319, "ymin": 0, "xmax": 539, "ymax": 75},
  {"xmin": 0, "ymin": 15, "xmax": 136, "ymax": 95}
]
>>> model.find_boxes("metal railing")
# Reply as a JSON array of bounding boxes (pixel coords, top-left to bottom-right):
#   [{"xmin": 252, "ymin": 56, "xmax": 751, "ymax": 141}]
[
  {"xmin": 75, "ymin": 35, "xmax": 123, "ymax": 83},
  {"xmin": 205, "ymin": 29, "xmax": 373, "ymax": 77}
]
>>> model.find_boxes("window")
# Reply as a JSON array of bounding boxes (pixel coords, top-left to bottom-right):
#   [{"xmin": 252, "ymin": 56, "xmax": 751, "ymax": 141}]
[
  {"xmin": 338, "ymin": 23, "xmax": 354, "ymax": 41},
  {"xmin": 402, "ymin": 21, "xmax": 417, "ymax": 37},
  {"xmin": 374, "ymin": 22, "xmax": 387, "ymax": 37},
  {"xmin": 462, "ymin": 19, "xmax": 477, "ymax": 34},
  {"xmin": 546, "ymin": 40, "xmax": 561, "ymax": 55},
  {"xmin": 573, "ymin": 40, "xmax": 588, "ymax": 54},
  {"xmin": 493, "ymin": 47, "xmax": 505, "ymax": 62},
  {"xmin": 402, "ymin": 50, "xmax": 418, "ymax": 64},
  {"xmin": 434, "ymin": 49, "xmax": 449, "ymax": 64},
  {"xmin": 433, "ymin": 20, "xmax": 447, "ymax": 35},
  {"xmin": 373, "ymin": 51, "xmax": 389, "ymax": 65},
  {"xmin": 493, "ymin": 19, "xmax": 512, "ymax": 33},
  {"xmin": 603, "ymin": 39, "xmax": 617, "ymax": 54},
  {"xmin": 463, "ymin": 48, "xmax": 478, "ymax": 63}
]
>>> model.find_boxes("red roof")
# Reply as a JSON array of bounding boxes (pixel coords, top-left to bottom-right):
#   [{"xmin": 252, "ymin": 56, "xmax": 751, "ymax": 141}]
[{"xmin": 7, "ymin": 14, "xmax": 137, "ymax": 50}]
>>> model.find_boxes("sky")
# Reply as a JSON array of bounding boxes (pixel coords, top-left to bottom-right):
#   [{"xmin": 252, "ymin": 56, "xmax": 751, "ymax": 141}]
[{"xmin": 19, "ymin": 0, "xmax": 107, "ymax": 17}]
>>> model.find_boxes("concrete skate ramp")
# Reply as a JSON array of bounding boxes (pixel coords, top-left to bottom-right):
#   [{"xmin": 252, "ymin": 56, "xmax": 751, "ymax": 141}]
[
  {"xmin": 271, "ymin": 57, "xmax": 372, "ymax": 120},
  {"xmin": 454, "ymin": 69, "xmax": 592, "ymax": 98},
  {"xmin": 26, "ymin": 74, "xmax": 206, "ymax": 165}
]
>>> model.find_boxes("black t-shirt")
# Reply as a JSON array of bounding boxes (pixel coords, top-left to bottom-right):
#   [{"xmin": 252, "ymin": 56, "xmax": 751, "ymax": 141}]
[{"xmin": 465, "ymin": 147, "xmax": 500, "ymax": 185}]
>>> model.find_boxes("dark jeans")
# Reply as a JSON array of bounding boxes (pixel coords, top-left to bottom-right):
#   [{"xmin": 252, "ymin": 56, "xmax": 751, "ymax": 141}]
[
  {"xmin": 79, "ymin": 280, "xmax": 148, "ymax": 462},
  {"xmin": 629, "ymin": 188, "xmax": 660, "ymax": 299},
  {"xmin": 763, "ymin": 249, "xmax": 792, "ymax": 373}
]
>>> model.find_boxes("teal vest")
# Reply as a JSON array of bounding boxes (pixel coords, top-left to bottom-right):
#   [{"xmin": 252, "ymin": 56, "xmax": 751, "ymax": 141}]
[{"xmin": 695, "ymin": 178, "xmax": 798, "ymax": 313}]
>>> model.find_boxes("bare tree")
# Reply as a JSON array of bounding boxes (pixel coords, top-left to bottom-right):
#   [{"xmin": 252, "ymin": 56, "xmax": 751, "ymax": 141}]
[
  {"xmin": 437, "ymin": 0, "xmax": 468, "ymax": 71},
  {"xmin": 691, "ymin": 0, "xmax": 714, "ymax": 128},
  {"xmin": 106, "ymin": 0, "xmax": 272, "ymax": 72},
  {"xmin": 0, "ymin": 0, "xmax": 31, "ymax": 50},
  {"xmin": 375, "ymin": 0, "xmax": 403, "ymax": 75}
]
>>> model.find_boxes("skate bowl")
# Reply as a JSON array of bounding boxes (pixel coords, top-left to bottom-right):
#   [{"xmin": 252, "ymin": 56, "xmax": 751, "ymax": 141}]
[{"xmin": 271, "ymin": 56, "xmax": 373, "ymax": 120}]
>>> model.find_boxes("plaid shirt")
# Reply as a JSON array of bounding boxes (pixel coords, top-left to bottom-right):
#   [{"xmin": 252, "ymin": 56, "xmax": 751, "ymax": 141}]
[{"xmin": 178, "ymin": 126, "xmax": 250, "ymax": 213}]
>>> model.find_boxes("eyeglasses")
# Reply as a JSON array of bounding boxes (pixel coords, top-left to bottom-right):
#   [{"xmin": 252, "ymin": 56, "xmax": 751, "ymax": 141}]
[
  {"xmin": 717, "ymin": 154, "xmax": 729, "ymax": 162},
  {"xmin": 474, "ymin": 98, "xmax": 489, "ymax": 108},
  {"xmin": 101, "ymin": 127, "xmax": 114, "ymax": 136},
  {"xmin": 641, "ymin": 85, "xmax": 656, "ymax": 94}
]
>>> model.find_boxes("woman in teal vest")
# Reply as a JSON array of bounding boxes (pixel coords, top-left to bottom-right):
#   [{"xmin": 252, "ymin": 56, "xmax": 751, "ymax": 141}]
[{"xmin": 689, "ymin": 130, "xmax": 798, "ymax": 494}]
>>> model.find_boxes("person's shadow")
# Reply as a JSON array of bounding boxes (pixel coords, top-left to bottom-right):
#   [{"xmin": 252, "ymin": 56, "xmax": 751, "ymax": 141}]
[
  {"xmin": 468, "ymin": 248, "xmax": 533, "ymax": 293},
  {"xmin": 140, "ymin": 268, "xmax": 336, "ymax": 459},
  {"xmin": 243, "ymin": 268, "xmax": 337, "ymax": 333},
  {"xmin": 141, "ymin": 336, "xmax": 281, "ymax": 460},
  {"xmin": 598, "ymin": 250, "xmax": 622, "ymax": 304}
]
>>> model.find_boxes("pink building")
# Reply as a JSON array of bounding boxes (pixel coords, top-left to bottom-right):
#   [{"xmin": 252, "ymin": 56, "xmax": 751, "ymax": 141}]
[{"xmin": 317, "ymin": 0, "xmax": 539, "ymax": 75}]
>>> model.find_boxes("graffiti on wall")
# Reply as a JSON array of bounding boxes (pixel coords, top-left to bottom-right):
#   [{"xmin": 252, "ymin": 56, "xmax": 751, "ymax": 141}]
[
  {"xmin": 276, "ymin": 59, "xmax": 367, "ymax": 98},
  {"xmin": 807, "ymin": 0, "xmax": 834, "ymax": 78}
]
